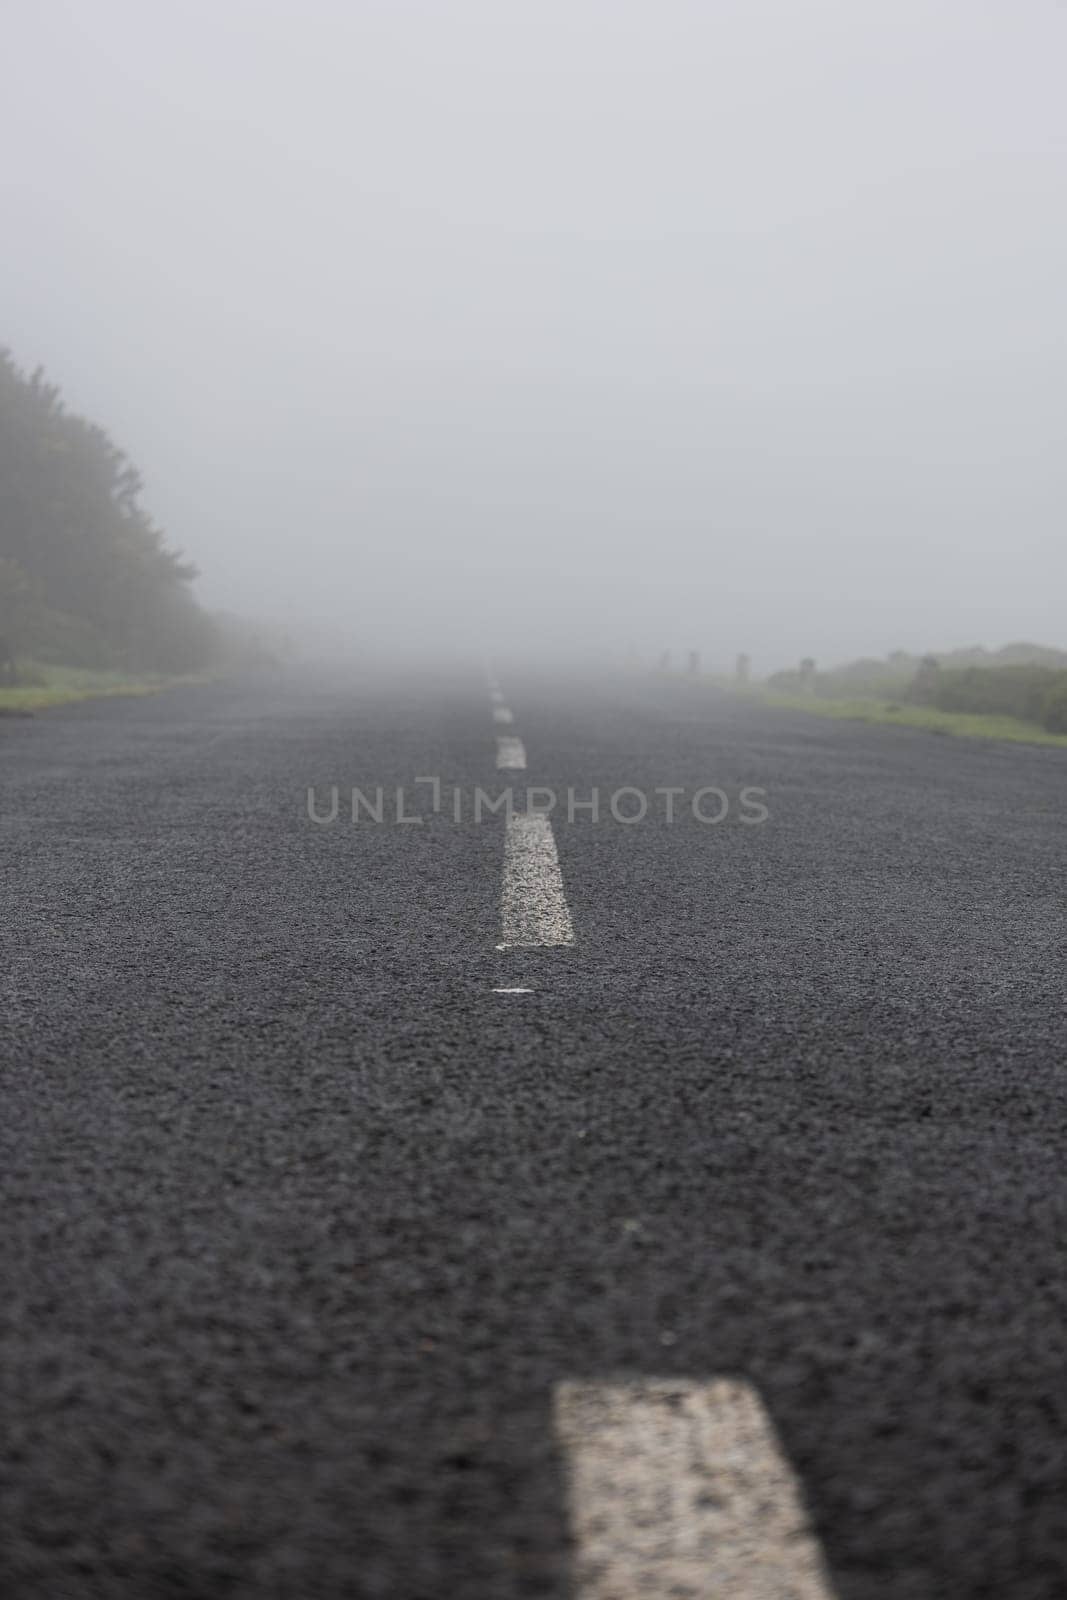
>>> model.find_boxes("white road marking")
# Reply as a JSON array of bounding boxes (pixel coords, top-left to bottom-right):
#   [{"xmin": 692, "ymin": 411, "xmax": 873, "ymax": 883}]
[
  {"xmin": 493, "ymin": 705, "xmax": 514, "ymax": 725},
  {"xmin": 490, "ymin": 687, "xmax": 505, "ymax": 704},
  {"xmin": 496, "ymin": 735, "xmax": 527, "ymax": 770},
  {"xmin": 554, "ymin": 1378, "xmax": 837, "ymax": 1600},
  {"xmin": 501, "ymin": 812, "xmax": 575, "ymax": 948},
  {"xmin": 492, "ymin": 986, "xmax": 534, "ymax": 994}
]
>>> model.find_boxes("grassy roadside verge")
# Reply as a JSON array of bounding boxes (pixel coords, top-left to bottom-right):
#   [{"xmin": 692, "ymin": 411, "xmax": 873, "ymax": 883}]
[
  {"xmin": 762, "ymin": 691, "xmax": 1067, "ymax": 749},
  {"xmin": 0, "ymin": 663, "xmax": 210, "ymax": 715}
]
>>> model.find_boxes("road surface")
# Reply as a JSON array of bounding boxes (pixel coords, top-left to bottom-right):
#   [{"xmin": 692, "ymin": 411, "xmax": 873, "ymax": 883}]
[{"xmin": 1, "ymin": 665, "xmax": 1065, "ymax": 1598}]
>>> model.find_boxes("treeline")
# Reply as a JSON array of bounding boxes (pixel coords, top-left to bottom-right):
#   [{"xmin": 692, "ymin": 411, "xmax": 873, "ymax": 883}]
[{"xmin": 0, "ymin": 348, "xmax": 215, "ymax": 675}]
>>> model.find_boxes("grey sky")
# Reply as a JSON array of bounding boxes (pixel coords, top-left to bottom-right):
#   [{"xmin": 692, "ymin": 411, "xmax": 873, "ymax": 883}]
[{"xmin": 4, "ymin": 0, "xmax": 1065, "ymax": 668}]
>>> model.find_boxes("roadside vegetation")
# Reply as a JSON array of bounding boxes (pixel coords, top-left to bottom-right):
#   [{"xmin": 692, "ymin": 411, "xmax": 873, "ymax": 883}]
[
  {"xmin": 763, "ymin": 645, "xmax": 1067, "ymax": 747},
  {"xmin": 0, "ymin": 662, "xmax": 213, "ymax": 716},
  {"xmin": 1, "ymin": 348, "xmax": 285, "ymax": 713}
]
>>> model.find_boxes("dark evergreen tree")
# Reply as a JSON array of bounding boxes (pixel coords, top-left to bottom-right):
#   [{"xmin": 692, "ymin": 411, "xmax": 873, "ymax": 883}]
[{"xmin": 0, "ymin": 349, "xmax": 215, "ymax": 672}]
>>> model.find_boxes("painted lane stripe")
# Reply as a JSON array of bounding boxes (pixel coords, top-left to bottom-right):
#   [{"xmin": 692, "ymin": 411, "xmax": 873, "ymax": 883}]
[
  {"xmin": 553, "ymin": 1378, "xmax": 837, "ymax": 1599},
  {"xmin": 490, "ymin": 687, "xmax": 505, "ymax": 705},
  {"xmin": 493, "ymin": 705, "xmax": 514, "ymax": 725},
  {"xmin": 496, "ymin": 735, "xmax": 527, "ymax": 770},
  {"xmin": 501, "ymin": 813, "xmax": 575, "ymax": 948},
  {"xmin": 492, "ymin": 986, "xmax": 534, "ymax": 994}
]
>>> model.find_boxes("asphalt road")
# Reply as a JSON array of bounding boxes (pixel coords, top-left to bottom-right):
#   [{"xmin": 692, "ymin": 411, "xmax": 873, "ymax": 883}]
[{"xmin": 1, "ymin": 664, "xmax": 1065, "ymax": 1599}]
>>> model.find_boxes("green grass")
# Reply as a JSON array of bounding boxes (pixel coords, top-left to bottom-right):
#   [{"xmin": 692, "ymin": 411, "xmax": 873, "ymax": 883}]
[
  {"xmin": 0, "ymin": 662, "xmax": 205, "ymax": 714},
  {"xmin": 763, "ymin": 692, "xmax": 1067, "ymax": 748}
]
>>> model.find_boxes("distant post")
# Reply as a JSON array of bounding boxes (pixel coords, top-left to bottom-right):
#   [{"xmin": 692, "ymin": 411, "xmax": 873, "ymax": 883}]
[
  {"xmin": 687, "ymin": 649, "xmax": 700, "ymax": 676},
  {"xmin": 911, "ymin": 654, "xmax": 941, "ymax": 704},
  {"xmin": 735, "ymin": 652, "xmax": 750, "ymax": 685},
  {"xmin": 799, "ymin": 657, "xmax": 817, "ymax": 694},
  {"xmin": 658, "ymin": 649, "xmax": 671, "ymax": 672}
]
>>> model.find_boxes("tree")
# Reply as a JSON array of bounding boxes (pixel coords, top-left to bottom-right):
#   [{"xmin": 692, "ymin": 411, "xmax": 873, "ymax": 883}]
[{"xmin": 0, "ymin": 348, "xmax": 212, "ymax": 673}]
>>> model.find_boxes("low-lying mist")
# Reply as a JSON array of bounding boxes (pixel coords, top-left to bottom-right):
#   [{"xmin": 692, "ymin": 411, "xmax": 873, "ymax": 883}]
[{"xmin": 3, "ymin": 0, "xmax": 1065, "ymax": 681}]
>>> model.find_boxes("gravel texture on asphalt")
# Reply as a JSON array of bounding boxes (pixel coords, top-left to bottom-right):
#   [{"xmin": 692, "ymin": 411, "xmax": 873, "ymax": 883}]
[{"xmin": 1, "ymin": 667, "xmax": 1065, "ymax": 1599}]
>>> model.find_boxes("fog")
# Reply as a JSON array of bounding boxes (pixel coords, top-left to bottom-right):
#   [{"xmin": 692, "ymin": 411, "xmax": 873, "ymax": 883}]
[{"xmin": 4, "ymin": 0, "xmax": 1066, "ymax": 671}]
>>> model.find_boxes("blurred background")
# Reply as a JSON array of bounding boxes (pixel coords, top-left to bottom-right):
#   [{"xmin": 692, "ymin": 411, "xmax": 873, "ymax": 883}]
[{"xmin": 2, "ymin": 0, "xmax": 1065, "ymax": 674}]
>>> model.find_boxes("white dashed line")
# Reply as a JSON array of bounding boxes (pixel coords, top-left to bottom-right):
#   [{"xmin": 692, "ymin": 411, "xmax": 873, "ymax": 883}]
[
  {"xmin": 490, "ymin": 687, "xmax": 505, "ymax": 705},
  {"xmin": 492, "ymin": 986, "xmax": 534, "ymax": 994},
  {"xmin": 501, "ymin": 812, "xmax": 575, "ymax": 948},
  {"xmin": 554, "ymin": 1378, "xmax": 837, "ymax": 1600},
  {"xmin": 493, "ymin": 705, "xmax": 514, "ymax": 725},
  {"xmin": 495, "ymin": 735, "xmax": 527, "ymax": 770}
]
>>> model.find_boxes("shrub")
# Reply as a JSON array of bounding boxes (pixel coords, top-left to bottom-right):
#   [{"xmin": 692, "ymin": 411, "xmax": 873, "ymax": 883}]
[
  {"xmin": 1042, "ymin": 679, "xmax": 1067, "ymax": 734},
  {"xmin": 922, "ymin": 665, "xmax": 1064, "ymax": 723}
]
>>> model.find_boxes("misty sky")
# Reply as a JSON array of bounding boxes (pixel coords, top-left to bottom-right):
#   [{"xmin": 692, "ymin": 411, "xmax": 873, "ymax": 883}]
[{"xmin": 4, "ymin": 0, "xmax": 1066, "ymax": 668}]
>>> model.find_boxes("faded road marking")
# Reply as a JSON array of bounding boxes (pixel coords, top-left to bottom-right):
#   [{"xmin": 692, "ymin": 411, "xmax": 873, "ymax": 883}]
[
  {"xmin": 554, "ymin": 1378, "xmax": 837, "ymax": 1599},
  {"xmin": 493, "ymin": 705, "xmax": 515, "ymax": 725},
  {"xmin": 501, "ymin": 813, "xmax": 574, "ymax": 948},
  {"xmin": 496, "ymin": 735, "xmax": 527, "ymax": 770}
]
